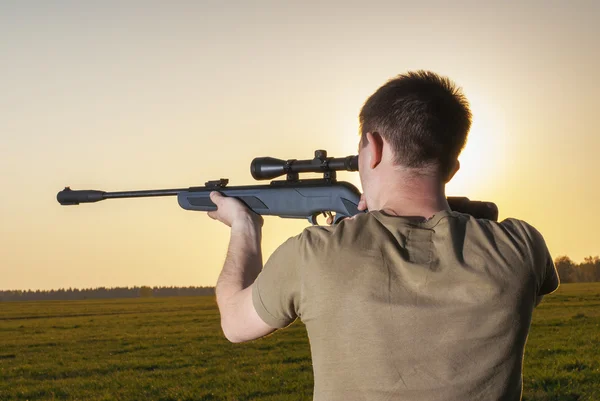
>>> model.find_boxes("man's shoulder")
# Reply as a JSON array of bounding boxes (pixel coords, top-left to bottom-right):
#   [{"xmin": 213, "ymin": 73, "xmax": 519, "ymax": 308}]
[
  {"xmin": 463, "ymin": 215, "xmax": 552, "ymax": 268},
  {"xmin": 493, "ymin": 217, "xmax": 557, "ymax": 295},
  {"xmin": 495, "ymin": 217, "xmax": 548, "ymax": 247},
  {"xmin": 454, "ymin": 212, "xmax": 541, "ymax": 239},
  {"xmin": 439, "ymin": 213, "xmax": 549, "ymax": 260},
  {"xmin": 291, "ymin": 212, "xmax": 382, "ymax": 252}
]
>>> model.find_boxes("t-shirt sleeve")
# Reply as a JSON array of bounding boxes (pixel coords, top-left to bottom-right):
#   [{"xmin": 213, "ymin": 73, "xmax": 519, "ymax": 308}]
[
  {"xmin": 520, "ymin": 221, "xmax": 560, "ymax": 296},
  {"xmin": 252, "ymin": 236, "xmax": 302, "ymax": 329},
  {"xmin": 537, "ymin": 247, "xmax": 559, "ymax": 295}
]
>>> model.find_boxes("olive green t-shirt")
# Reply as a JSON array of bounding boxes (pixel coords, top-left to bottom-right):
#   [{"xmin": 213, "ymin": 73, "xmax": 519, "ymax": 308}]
[{"xmin": 252, "ymin": 210, "xmax": 559, "ymax": 401}]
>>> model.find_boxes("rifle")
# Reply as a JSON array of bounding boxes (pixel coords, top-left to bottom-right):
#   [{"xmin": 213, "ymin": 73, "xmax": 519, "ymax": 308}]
[{"xmin": 56, "ymin": 149, "xmax": 499, "ymax": 224}]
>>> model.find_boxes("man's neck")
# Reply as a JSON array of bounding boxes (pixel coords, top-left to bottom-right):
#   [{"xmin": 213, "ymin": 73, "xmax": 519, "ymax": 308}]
[{"xmin": 374, "ymin": 171, "xmax": 450, "ymax": 219}]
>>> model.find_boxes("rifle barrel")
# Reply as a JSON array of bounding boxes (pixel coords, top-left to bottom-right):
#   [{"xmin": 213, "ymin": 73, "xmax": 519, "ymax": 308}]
[
  {"xmin": 104, "ymin": 189, "xmax": 186, "ymax": 199},
  {"xmin": 57, "ymin": 187, "xmax": 187, "ymax": 205}
]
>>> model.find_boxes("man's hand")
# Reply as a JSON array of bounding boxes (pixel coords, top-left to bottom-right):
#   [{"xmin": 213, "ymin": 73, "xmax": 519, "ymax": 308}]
[
  {"xmin": 207, "ymin": 191, "xmax": 264, "ymax": 228},
  {"xmin": 325, "ymin": 193, "xmax": 368, "ymax": 225}
]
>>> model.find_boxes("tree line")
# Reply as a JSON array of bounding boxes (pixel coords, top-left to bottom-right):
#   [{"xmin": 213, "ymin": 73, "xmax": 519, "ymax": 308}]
[
  {"xmin": 0, "ymin": 286, "xmax": 215, "ymax": 302},
  {"xmin": 1, "ymin": 256, "xmax": 598, "ymax": 302},
  {"xmin": 554, "ymin": 255, "xmax": 600, "ymax": 283}
]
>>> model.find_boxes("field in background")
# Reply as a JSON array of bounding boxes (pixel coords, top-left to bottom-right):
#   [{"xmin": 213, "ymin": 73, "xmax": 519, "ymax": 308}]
[{"xmin": 1, "ymin": 283, "xmax": 599, "ymax": 400}]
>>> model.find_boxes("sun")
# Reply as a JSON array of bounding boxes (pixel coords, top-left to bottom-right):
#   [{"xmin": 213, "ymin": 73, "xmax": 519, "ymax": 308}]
[
  {"xmin": 446, "ymin": 94, "xmax": 507, "ymax": 196},
  {"xmin": 332, "ymin": 88, "xmax": 510, "ymax": 197}
]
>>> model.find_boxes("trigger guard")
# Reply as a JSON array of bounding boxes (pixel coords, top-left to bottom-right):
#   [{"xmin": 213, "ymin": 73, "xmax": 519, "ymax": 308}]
[
  {"xmin": 308, "ymin": 212, "xmax": 334, "ymax": 226},
  {"xmin": 333, "ymin": 214, "xmax": 348, "ymax": 224}
]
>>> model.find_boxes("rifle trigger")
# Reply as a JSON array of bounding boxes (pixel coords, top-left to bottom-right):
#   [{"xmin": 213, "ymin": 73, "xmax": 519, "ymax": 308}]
[{"xmin": 323, "ymin": 211, "xmax": 333, "ymax": 225}]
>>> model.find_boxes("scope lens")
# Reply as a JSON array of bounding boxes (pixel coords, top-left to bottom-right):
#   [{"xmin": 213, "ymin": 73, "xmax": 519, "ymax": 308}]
[{"xmin": 251, "ymin": 157, "xmax": 287, "ymax": 180}]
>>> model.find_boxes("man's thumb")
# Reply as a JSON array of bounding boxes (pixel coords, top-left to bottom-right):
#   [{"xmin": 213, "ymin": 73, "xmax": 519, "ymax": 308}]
[
  {"xmin": 209, "ymin": 191, "xmax": 222, "ymax": 205},
  {"xmin": 357, "ymin": 194, "xmax": 368, "ymax": 211}
]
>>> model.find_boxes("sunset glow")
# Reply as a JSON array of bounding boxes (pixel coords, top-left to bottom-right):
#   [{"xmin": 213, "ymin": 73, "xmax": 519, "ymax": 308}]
[
  {"xmin": 448, "ymin": 93, "xmax": 509, "ymax": 196},
  {"xmin": 1, "ymin": 1, "xmax": 598, "ymax": 291}
]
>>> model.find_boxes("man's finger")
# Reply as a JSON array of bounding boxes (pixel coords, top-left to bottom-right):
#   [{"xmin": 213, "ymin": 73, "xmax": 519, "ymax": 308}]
[
  {"xmin": 209, "ymin": 191, "xmax": 223, "ymax": 205},
  {"xmin": 358, "ymin": 195, "xmax": 367, "ymax": 211},
  {"xmin": 207, "ymin": 211, "xmax": 217, "ymax": 220}
]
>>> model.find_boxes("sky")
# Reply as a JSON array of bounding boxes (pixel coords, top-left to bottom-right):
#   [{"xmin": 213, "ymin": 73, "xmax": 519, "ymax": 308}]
[{"xmin": 1, "ymin": 1, "xmax": 598, "ymax": 290}]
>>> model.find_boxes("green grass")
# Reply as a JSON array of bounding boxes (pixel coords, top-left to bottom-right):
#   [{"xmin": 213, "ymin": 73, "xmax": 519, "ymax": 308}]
[
  {"xmin": 523, "ymin": 283, "xmax": 600, "ymax": 401},
  {"xmin": 1, "ymin": 283, "xmax": 599, "ymax": 400}
]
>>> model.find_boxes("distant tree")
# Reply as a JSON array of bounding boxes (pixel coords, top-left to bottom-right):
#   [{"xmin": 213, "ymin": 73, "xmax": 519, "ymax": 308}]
[
  {"xmin": 555, "ymin": 255, "xmax": 577, "ymax": 283},
  {"xmin": 580, "ymin": 256, "xmax": 600, "ymax": 282},
  {"xmin": 139, "ymin": 286, "xmax": 154, "ymax": 298}
]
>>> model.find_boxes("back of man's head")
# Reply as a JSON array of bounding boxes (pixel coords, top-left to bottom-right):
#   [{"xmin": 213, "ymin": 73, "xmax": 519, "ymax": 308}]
[{"xmin": 359, "ymin": 71, "xmax": 472, "ymax": 178}]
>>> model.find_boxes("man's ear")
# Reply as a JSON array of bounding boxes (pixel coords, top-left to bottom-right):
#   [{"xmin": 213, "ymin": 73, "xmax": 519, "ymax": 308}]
[
  {"xmin": 446, "ymin": 159, "xmax": 460, "ymax": 182},
  {"xmin": 366, "ymin": 132, "xmax": 384, "ymax": 169}
]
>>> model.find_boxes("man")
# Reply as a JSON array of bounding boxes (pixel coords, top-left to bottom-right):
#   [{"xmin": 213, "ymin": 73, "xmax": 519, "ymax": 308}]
[{"xmin": 207, "ymin": 71, "xmax": 559, "ymax": 400}]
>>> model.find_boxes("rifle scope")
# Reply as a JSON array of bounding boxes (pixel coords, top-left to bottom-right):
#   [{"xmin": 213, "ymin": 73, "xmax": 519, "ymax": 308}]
[{"xmin": 251, "ymin": 149, "xmax": 358, "ymax": 180}]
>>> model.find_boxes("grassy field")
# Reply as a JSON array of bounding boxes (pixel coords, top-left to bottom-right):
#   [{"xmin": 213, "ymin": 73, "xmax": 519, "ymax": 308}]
[{"xmin": 1, "ymin": 283, "xmax": 599, "ymax": 401}]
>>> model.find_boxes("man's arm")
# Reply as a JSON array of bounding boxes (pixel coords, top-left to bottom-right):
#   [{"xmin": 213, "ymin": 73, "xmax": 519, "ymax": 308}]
[{"xmin": 208, "ymin": 192, "xmax": 277, "ymax": 343}]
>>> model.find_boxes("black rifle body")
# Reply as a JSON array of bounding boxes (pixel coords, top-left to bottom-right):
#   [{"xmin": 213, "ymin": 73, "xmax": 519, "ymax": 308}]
[
  {"xmin": 57, "ymin": 180, "xmax": 498, "ymax": 224},
  {"xmin": 56, "ymin": 149, "xmax": 499, "ymax": 223}
]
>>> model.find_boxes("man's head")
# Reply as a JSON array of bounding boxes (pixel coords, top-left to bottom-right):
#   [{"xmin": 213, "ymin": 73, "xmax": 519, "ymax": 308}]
[
  {"xmin": 357, "ymin": 71, "xmax": 472, "ymax": 212},
  {"xmin": 359, "ymin": 70, "xmax": 471, "ymax": 176}
]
